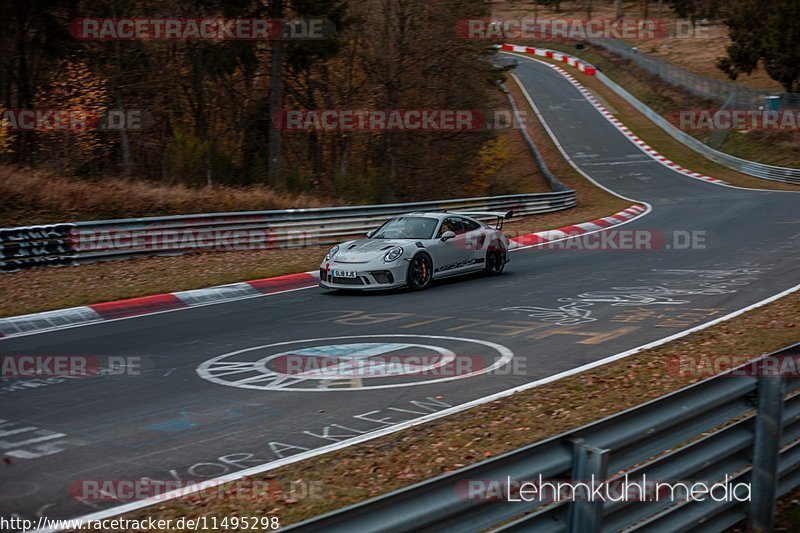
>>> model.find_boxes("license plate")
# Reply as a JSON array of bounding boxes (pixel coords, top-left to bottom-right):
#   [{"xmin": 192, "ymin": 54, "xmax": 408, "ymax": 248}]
[{"xmin": 332, "ymin": 270, "xmax": 357, "ymax": 278}]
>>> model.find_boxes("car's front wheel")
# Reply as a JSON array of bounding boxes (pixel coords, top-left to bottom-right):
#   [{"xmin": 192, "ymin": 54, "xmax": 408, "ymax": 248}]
[
  {"xmin": 484, "ymin": 245, "xmax": 506, "ymax": 276},
  {"xmin": 407, "ymin": 253, "xmax": 433, "ymax": 290}
]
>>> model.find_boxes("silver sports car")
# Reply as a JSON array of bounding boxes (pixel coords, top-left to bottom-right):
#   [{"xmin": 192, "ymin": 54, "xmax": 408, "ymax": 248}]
[{"xmin": 319, "ymin": 211, "xmax": 512, "ymax": 290}]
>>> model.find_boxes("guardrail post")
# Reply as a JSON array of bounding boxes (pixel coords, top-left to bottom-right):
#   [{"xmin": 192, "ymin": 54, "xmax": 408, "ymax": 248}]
[
  {"xmin": 568, "ymin": 439, "xmax": 609, "ymax": 533},
  {"xmin": 748, "ymin": 364, "xmax": 784, "ymax": 532}
]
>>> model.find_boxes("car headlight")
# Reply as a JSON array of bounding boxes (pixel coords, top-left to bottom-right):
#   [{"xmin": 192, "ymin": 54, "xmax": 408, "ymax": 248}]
[
  {"xmin": 383, "ymin": 247, "xmax": 403, "ymax": 262},
  {"xmin": 325, "ymin": 245, "xmax": 339, "ymax": 260}
]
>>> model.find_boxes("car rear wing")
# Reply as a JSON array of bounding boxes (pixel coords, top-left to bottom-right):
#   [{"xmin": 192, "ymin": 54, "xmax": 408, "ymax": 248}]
[{"xmin": 451, "ymin": 210, "xmax": 513, "ymax": 230}]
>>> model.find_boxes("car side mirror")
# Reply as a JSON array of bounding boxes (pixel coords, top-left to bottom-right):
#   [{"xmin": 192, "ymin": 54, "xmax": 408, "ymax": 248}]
[
  {"xmin": 440, "ymin": 230, "xmax": 456, "ymax": 242},
  {"xmin": 366, "ymin": 230, "xmax": 375, "ymax": 238}
]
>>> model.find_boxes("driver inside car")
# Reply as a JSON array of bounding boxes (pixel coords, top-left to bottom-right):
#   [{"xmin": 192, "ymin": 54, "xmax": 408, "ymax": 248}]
[{"xmin": 438, "ymin": 219, "xmax": 457, "ymax": 238}]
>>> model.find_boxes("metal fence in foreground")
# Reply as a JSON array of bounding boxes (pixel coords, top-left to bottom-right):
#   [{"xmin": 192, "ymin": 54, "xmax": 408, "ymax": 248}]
[
  {"xmin": 287, "ymin": 342, "xmax": 800, "ymax": 532},
  {"xmin": 0, "ymin": 191, "xmax": 576, "ymax": 272}
]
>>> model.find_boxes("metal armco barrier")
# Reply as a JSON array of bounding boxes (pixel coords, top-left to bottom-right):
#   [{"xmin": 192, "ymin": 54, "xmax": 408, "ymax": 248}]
[
  {"xmin": 287, "ymin": 343, "xmax": 800, "ymax": 533},
  {"xmin": 0, "ymin": 224, "xmax": 77, "ymax": 271},
  {"xmin": 590, "ymin": 39, "xmax": 800, "ymax": 110},
  {"xmin": 500, "ymin": 43, "xmax": 800, "ymax": 185},
  {"xmin": 0, "ymin": 191, "xmax": 576, "ymax": 272},
  {"xmin": 595, "ymin": 72, "xmax": 800, "ymax": 185}
]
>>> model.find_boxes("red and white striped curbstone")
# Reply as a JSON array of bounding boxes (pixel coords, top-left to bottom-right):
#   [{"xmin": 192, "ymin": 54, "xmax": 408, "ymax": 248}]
[
  {"xmin": 0, "ymin": 272, "xmax": 318, "ymax": 337},
  {"xmin": 508, "ymin": 204, "xmax": 647, "ymax": 248},
  {"xmin": 500, "ymin": 44, "xmax": 597, "ymax": 75},
  {"xmin": 502, "ymin": 44, "xmax": 727, "ymax": 186},
  {"xmin": 0, "ymin": 204, "xmax": 650, "ymax": 338}
]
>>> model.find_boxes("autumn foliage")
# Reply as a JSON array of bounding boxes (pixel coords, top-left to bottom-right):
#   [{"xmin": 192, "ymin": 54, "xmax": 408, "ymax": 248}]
[{"xmin": 0, "ymin": 0, "xmax": 510, "ymax": 204}]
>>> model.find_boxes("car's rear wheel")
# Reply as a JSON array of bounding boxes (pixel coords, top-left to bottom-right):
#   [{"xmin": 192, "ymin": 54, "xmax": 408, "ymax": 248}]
[
  {"xmin": 407, "ymin": 254, "xmax": 433, "ymax": 290},
  {"xmin": 484, "ymin": 244, "xmax": 506, "ymax": 276}
]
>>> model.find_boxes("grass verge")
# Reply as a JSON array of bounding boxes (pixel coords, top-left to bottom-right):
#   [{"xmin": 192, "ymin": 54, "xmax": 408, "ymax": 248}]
[
  {"xmin": 113, "ymin": 286, "xmax": 799, "ymax": 529},
  {"xmin": 771, "ymin": 483, "xmax": 800, "ymax": 531},
  {"xmin": 0, "ymin": 248, "xmax": 328, "ymax": 318},
  {"xmin": 0, "ymin": 167, "xmax": 337, "ymax": 227}
]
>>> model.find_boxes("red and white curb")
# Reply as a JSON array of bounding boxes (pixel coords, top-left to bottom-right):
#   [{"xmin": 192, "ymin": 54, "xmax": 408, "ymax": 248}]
[
  {"xmin": 501, "ymin": 44, "xmax": 727, "ymax": 186},
  {"xmin": 508, "ymin": 203, "xmax": 647, "ymax": 248},
  {"xmin": 0, "ymin": 204, "xmax": 648, "ymax": 339},
  {"xmin": 500, "ymin": 44, "xmax": 597, "ymax": 75},
  {"xmin": 0, "ymin": 272, "xmax": 318, "ymax": 338}
]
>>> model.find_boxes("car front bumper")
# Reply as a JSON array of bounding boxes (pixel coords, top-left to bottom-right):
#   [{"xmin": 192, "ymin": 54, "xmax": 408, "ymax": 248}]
[{"xmin": 318, "ymin": 260, "xmax": 409, "ymax": 290}]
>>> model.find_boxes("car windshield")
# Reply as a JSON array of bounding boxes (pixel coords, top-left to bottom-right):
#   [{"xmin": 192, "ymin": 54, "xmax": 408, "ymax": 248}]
[{"xmin": 371, "ymin": 216, "xmax": 438, "ymax": 239}]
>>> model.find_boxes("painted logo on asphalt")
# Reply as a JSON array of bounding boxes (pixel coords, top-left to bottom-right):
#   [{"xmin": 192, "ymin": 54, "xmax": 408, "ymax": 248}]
[{"xmin": 196, "ymin": 335, "xmax": 514, "ymax": 391}]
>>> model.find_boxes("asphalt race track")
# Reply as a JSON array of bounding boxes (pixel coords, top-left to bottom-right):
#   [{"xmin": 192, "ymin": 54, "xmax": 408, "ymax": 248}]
[{"xmin": 2, "ymin": 55, "xmax": 799, "ymax": 524}]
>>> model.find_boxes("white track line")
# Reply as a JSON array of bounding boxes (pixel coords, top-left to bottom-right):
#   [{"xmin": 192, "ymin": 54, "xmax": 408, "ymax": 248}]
[{"xmin": 37, "ymin": 282, "xmax": 800, "ymax": 532}]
